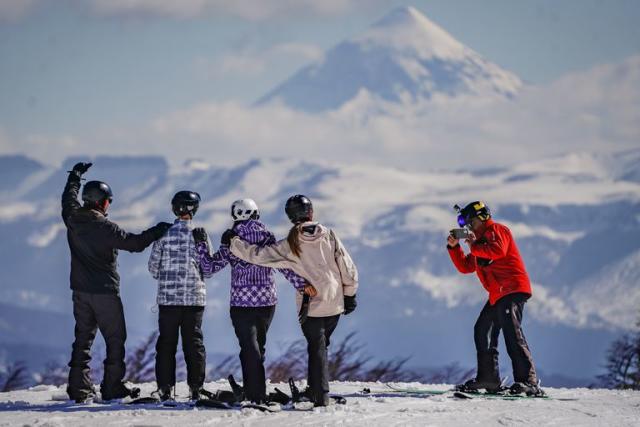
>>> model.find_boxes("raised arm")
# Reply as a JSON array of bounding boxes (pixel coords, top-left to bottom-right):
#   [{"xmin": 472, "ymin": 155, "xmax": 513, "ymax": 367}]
[{"xmin": 61, "ymin": 162, "xmax": 92, "ymax": 224}]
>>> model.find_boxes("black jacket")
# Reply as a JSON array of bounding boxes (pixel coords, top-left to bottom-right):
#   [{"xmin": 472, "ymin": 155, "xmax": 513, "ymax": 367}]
[{"xmin": 62, "ymin": 174, "xmax": 164, "ymax": 294}]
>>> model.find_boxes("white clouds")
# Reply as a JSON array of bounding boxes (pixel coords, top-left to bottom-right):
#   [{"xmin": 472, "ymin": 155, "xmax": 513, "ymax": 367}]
[
  {"xmin": 197, "ymin": 42, "xmax": 323, "ymax": 77},
  {"xmin": 4, "ymin": 53, "xmax": 640, "ymax": 182},
  {"xmin": 89, "ymin": 0, "xmax": 369, "ymax": 21},
  {"xmin": 144, "ymin": 54, "xmax": 640, "ymax": 171}
]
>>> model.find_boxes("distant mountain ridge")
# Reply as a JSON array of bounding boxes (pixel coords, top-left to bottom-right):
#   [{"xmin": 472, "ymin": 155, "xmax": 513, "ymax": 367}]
[{"xmin": 0, "ymin": 150, "xmax": 638, "ymax": 381}]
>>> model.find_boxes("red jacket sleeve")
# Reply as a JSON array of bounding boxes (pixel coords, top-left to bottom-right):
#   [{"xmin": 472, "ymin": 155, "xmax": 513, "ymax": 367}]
[
  {"xmin": 470, "ymin": 225, "xmax": 510, "ymax": 260},
  {"xmin": 447, "ymin": 244, "xmax": 476, "ymax": 274}
]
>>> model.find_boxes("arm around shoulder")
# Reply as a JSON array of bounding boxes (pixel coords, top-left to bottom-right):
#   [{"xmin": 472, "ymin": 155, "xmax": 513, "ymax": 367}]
[{"xmin": 229, "ymin": 236, "xmax": 295, "ymax": 269}]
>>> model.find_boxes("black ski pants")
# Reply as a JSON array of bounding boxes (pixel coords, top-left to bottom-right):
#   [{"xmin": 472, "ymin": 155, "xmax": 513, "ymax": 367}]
[
  {"xmin": 230, "ymin": 305, "xmax": 276, "ymax": 403},
  {"xmin": 155, "ymin": 305, "xmax": 206, "ymax": 390},
  {"xmin": 301, "ymin": 315, "xmax": 340, "ymax": 403},
  {"xmin": 474, "ymin": 292, "xmax": 537, "ymax": 384},
  {"xmin": 67, "ymin": 291, "xmax": 127, "ymax": 400}
]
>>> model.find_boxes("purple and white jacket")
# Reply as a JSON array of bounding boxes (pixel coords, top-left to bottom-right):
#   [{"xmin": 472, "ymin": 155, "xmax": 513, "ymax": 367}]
[{"xmin": 196, "ymin": 219, "xmax": 306, "ymax": 307}]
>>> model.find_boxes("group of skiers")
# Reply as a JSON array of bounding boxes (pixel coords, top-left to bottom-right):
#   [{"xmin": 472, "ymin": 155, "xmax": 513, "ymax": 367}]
[
  {"xmin": 62, "ymin": 162, "xmax": 358, "ymax": 407},
  {"xmin": 61, "ymin": 161, "xmax": 542, "ymax": 408}
]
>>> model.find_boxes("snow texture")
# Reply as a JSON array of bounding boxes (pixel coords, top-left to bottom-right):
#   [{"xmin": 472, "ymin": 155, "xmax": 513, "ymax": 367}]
[{"xmin": 0, "ymin": 381, "xmax": 638, "ymax": 426}]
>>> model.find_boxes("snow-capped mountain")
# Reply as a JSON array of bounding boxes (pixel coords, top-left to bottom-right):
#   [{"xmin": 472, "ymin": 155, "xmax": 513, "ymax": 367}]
[
  {"xmin": 257, "ymin": 6, "xmax": 522, "ymax": 111},
  {"xmin": 1, "ymin": 150, "xmax": 639, "ymax": 383}
]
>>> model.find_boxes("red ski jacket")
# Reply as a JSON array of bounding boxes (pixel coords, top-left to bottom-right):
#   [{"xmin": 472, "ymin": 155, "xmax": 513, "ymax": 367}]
[{"xmin": 447, "ymin": 219, "xmax": 532, "ymax": 305}]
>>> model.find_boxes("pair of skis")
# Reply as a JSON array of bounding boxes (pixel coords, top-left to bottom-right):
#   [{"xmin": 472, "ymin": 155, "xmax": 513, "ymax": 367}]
[{"xmin": 363, "ymin": 383, "xmax": 575, "ymax": 401}]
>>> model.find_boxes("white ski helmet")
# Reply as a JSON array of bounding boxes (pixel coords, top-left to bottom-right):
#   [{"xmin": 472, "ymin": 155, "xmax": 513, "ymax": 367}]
[{"xmin": 231, "ymin": 198, "xmax": 260, "ymax": 221}]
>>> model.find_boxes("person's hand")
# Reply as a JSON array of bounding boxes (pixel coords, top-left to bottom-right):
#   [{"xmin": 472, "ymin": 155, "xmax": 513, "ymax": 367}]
[
  {"xmin": 68, "ymin": 162, "xmax": 92, "ymax": 180},
  {"xmin": 192, "ymin": 227, "xmax": 208, "ymax": 243},
  {"xmin": 152, "ymin": 222, "xmax": 173, "ymax": 239},
  {"xmin": 220, "ymin": 229, "xmax": 238, "ymax": 246},
  {"xmin": 447, "ymin": 234, "xmax": 459, "ymax": 248},
  {"xmin": 464, "ymin": 231, "xmax": 476, "ymax": 245},
  {"xmin": 303, "ymin": 283, "xmax": 318, "ymax": 297},
  {"xmin": 343, "ymin": 294, "xmax": 357, "ymax": 315}
]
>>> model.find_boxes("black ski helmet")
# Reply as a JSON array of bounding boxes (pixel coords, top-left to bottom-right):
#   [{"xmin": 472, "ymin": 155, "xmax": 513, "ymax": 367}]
[
  {"xmin": 285, "ymin": 194, "xmax": 313, "ymax": 224},
  {"xmin": 458, "ymin": 201, "xmax": 491, "ymax": 227},
  {"xmin": 171, "ymin": 191, "xmax": 201, "ymax": 217},
  {"xmin": 82, "ymin": 181, "xmax": 113, "ymax": 205}
]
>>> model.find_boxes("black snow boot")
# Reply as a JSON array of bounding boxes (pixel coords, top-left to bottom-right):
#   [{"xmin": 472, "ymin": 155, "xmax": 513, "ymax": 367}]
[
  {"xmin": 314, "ymin": 392, "xmax": 330, "ymax": 407},
  {"xmin": 158, "ymin": 386, "xmax": 173, "ymax": 402},
  {"xmin": 101, "ymin": 382, "xmax": 140, "ymax": 401},
  {"xmin": 190, "ymin": 387, "xmax": 201, "ymax": 401},
  {"xmin": 510, "ymin": 382, "xmax": 546, "ymax": 397},
  {"xmin": 456, "ymin": 377, "xmax": 503, "ymax": 393}
]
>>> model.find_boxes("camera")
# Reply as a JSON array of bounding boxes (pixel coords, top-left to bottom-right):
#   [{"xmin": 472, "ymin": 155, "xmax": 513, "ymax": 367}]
[{"xmin": 450, "ymin": 228, "xmax": 471, "ymax": 240}]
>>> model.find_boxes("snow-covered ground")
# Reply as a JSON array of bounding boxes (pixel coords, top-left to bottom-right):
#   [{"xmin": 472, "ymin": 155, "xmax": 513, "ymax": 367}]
[{"xmin": 1, "ymin": 381, "xmax": 638, "ymax": 426}]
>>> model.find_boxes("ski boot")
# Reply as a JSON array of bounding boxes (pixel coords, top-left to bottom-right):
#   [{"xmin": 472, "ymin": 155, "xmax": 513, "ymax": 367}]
[
  {"xmin": 455, "ymin": 377, "xmax": 504, "ymax": 394},
  {"xmin": 101, "ymin": 382, "xmax": 141, "ymax": 401},
  {"xmin": 509, "ymin": 382, "xmax": 546, "ymax": 397},
  {"xmin": 190, "ymin": 387, "xmax": 201, "ymax": 401},
  {"xmin": 73, "ymin": 391, "xmax": 96, "ymax": 404},
  {"xmin": 228, "ymin": 374, "xmax": 245, "ymax": 402},
  {"xmin": 268, "ymin": 388, "xmax": 292, "ymax": 405},
  {"xmin": 157, "ymin": 386, "xmax": 174, "ymax": 402}
]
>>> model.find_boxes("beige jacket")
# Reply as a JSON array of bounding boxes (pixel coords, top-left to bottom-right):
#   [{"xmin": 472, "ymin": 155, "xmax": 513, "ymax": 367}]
[{"xmin": 229, "ymin": 222, "xmax": 358, "ymax": 317}]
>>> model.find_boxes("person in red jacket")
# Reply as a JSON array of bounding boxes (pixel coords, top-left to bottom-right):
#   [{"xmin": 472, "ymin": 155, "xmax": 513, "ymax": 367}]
[{"xmin": 447, "ymin": 201, "xmax": 543, "ymax": 396}]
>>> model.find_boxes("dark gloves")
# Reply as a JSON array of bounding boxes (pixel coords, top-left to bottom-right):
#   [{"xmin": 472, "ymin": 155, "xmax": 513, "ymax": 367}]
[
  {"xmin": 220, "ymin": 229, "xmax": 238, "ymax": 246},
  {"xmin": 151, "ymin": 222, "xmax": 173, "ymax": 239},
  {"xmin": 343, "ymin": 294, "xmax": 357, "ymax": 315},
  {"xmin": 192, "ymin": 227, "xmax": 208, "ymax": 244},
  {"xmin": 68, "ymin": 162, "xmax": 92, "ymax": 180}
]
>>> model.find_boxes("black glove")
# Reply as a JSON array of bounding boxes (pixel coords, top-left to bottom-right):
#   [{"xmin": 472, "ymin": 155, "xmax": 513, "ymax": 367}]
[
  {"xmin": 343, "ymin": 294, "xmax": 357, "ymax": 315},
  {"xmin": 151, "ymin": 222, "xmax": 173, "ymax": 239},
  {"xmin": 221, "ymin": 229, "xmax": 238, "ymax": 246},
  {"xmin": 192, "ymin": 227, "xmax": 208, "ymax": 244},
  {"xmin": 68, "ymin": 162, "xmax": 92, "ymax": 180}
]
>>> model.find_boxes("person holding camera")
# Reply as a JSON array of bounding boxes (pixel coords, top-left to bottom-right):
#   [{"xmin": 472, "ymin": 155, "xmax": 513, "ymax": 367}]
[
  {"xmin": 446, "ymin": 201, "xmax": 543, "ymax": 397},
  {"xmin": 62, "ymin": 162, "xmax": 172, "ymax": 403}
]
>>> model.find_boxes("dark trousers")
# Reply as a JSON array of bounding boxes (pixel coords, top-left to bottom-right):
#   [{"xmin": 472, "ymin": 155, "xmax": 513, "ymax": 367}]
[
  {"xmin": 474, "ymin": 292, "xmax": 537, "ymax": 384},
  {"xmin": 67, "ymin": 291, "xmax": 127, "ymax": 400},
  {"xmin": 230, "ymin": 305, "xmax": 276, "ymax": 402},
  {"xmin": 155, "ymin": 305, "xmax": 206, "ymax": 389},
  {"xmin": 301, "ymin": 315, "xmax": 340, "ymax": 402}
]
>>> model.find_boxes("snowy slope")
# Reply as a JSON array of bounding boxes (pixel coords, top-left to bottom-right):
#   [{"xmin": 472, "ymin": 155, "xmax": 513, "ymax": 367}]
[
  {"xmin": 1, "ymin": 381, "xmax": 639, "ymax": 426},
  {"xmin": 0, "ymin": 150, "xmax": 639, "ymax": 382},
  {"xmin": 257, "ymin": 6, "xmax": 522, "ymax": 111}
]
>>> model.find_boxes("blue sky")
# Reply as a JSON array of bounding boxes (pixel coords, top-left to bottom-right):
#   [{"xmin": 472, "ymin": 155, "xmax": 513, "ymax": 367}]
[{"xmin": 0, "ymin": 0, "xmax": 639, "ymax": 139}]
